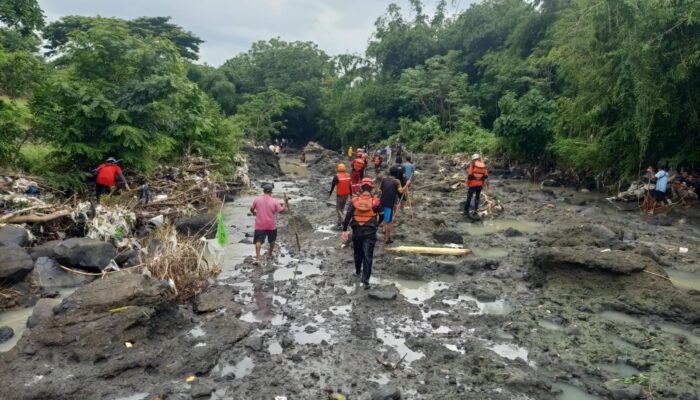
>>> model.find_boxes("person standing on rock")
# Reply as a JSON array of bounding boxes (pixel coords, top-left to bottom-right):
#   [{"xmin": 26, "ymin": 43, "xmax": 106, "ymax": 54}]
[
  {"xmin": 380, "ymin": 166, "xmax": 407, "ymax": 244},
  {"xmin": 464, "ymin": 153, "xmax": 489, "ymax": 217},
  {"xmin": 329, "ymin": 163, "xmax": 352, "ymax": 227},
  {"xmin": 250, "ymin": 183, "xmax": 286, "ymax": 265},
  {"xmin": 94, "ymin": 157, "xmax": 131, "ymax": 201},
  {"xmin": 651, "ymin": 164, "xmax": 669, "ymax": 215},
  {"xmin": 342, "ymin": 178, "xmax": 381, "ymax": 289},
  {"xmin": 351, "ymin": 149, "xmax": 367, "ymax": 192}
]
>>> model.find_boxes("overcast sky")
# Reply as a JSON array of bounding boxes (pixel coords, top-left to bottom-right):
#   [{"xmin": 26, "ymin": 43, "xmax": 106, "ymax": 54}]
[{"xmin": 39, "ymin": 0, "xmax": 472, "ymax": 66}]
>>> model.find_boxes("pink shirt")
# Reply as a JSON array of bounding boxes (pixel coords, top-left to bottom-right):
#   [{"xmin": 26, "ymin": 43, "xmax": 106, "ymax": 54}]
[{"xmin": 252, "ymin": 195, "xmax": 284, "ymax": 230}]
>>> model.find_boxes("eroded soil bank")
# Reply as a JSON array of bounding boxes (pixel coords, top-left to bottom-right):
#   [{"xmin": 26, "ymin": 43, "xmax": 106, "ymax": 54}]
[{"xmin": 1, "ymin": 149, "xmax": 699, "ymax": 400}]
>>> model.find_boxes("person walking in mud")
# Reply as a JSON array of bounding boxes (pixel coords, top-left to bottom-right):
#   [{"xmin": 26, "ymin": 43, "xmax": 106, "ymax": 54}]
[
  {"xmin": 250, "ymin": 183, "xmax": 286, "ymax": 265},
  {"xmin": 380, "ymin": 165, "xmax": 407, "ymax": 244},
  {"xmin": 351, "ymin": 148, "xmax": 367, "ymax": 192},
  {"xmin": 329, "ymin": 163, "xmax": 352, "ymax": 227},
  {"xmin": 342, "ymin": 177, "xmax": 381, "ymax": 289},
  {"xmin": 373, "ymin": 151, "xmax": 383, "ymax": 175},
  {"xmin": 464, "ymin": 153, "xmax": 488, "ymax": 218}
]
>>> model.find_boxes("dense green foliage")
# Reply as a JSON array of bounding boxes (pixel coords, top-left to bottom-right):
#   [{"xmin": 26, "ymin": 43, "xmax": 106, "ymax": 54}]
[{"xmin": 2, "ymin": 0, "xmax": 700, "ymax": 186}]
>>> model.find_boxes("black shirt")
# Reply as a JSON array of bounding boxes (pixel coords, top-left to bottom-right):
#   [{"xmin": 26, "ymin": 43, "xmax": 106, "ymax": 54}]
[{"xmin": 380, "ymin": 177, "xmax": 401, "ymax": 208}]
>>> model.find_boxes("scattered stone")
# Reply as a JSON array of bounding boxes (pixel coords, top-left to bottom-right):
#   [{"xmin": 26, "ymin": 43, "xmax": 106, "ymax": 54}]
[
  {"xmin": 432, "ymin": 230, "xmax": 464, "ymax": 245},
  {"xmin": 31, "ymin": 257, "xmax": 92, "ymax": 289},
  {"xmin": 291, "ymin": 353, "xmax": 303, "ymax": 363},
  {"xmin": 27, "ymin": 298, "xmax": 61, "ymax": 329},
  {"xmin": 28, "ymin": 240, "xmax": 62, "ymax": 260},
  {"xmin": 114, "ymin": 249, "xmax": 141, "ymax": 268},
  {"xmin": 371, "ymin": 384, "xmax": 401, "ymax": 400},
  {"xmin": 0, "ymin": 245, "xmax": 34, "ymax": 283},
  {"xmin": 175, "ymin": 214, "xmax": 217, "ymax": 238},
  {"xmin": 503, "ymin": 228, "xmax": 522, "ymax": 237},
  {"xmin": 190, "ymin": 380, "xmax": 215, "ymax": 398},
  {"xmin": 0, "ymin": 225, "xmax": 29, "ymax": 247},
  {"xmin": 244, "ymin": 335, "xmax": 264, "ymax": 352},
  {"xmin": 281, "ymin": 335, "xmax": 295, "ymax": 349},
  {"xmin": 304, "ymin": 325, "xmax": 319, "ymax": 334},
  {"xmin": 0, "ymin": 326, "xmax": 14, "ymax": 343},
  {"xmin": 53, "ymin": 238, "xmax": 117, "ymax": 271},
  {"xmin": 367, "ymin": 288, "xmax": 398, "ymax": 301}
]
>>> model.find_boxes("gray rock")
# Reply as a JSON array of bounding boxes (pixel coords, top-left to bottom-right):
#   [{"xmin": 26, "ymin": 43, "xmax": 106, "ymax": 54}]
[
  {"xmin": 190, "ymin": 381, "xmax": 215, "ymax": 398},
  {"xmin": 534, "ymin": 246, "xmax": 654, "ymax": 275},
  {"xmin": 304, "ymin": 325, "xmax": 318, "ymax": 334},
  {"xmin": 194, "ymin": 285, "xmax": 240, "ymax": 314},
  {"xmin": 367, "ymin": 288, "xmax": 398, "ymax": 301},
  {"xmin": 28, "ymin": 240, "xmax": 62, "ymax": 260},
  {"xmin": 432, "ymin": 231, "xmax": 463, "ymax": 245},
  {"xmin": 0, "ymin": 225, "xmax": 29, "ymax": 247},
  {"xmin": 503, "ymin": 228, "xmax": 522, "ymax": 237},
  {"xmin": 114, "ymin": 249, "xmax": 141, "ymax": 268},
  {"xmin": 53, "ymin": 238, "xmax": 117, "ymax": 271},
  {"xmin": 31, "ymin": 257, "xmax": 92, "ymax": 289},
  {"xmin": 175, "ymin": 214, "xmax": 216, "ymax": 238},
  {"xmin": 244, "ymin": 335, "xmax": 264, "ymax": 352},
  {"xmin": 27, "ymin": 298, "xmax": 61, "ymax": 328},
  {"xmin": 605, "ymin": 381, "xmax": 643, "ymax": 400},
  {"xmin": 0, "ymin": 245, "xmax": 34, "ymax": 283},
  {"xmin": 372, "ymin": 385, "xmax": 401, "ymax": 400},
  {"xmin": 0, "ymin": 326, "xmax": 14, "ymax": 343},
  {"xmin": 591, "ymin": 224, "xmax": 617, "ymax": 241}
]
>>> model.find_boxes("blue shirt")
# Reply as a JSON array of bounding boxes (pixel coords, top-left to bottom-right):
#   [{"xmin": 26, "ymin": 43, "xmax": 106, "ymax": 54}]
[
  {"xmin": 403, "ymin": 162, "xmax": 414, "ymax": 181},
  {"xmin": 655, "ymin": 170, "xmax": 668, "ymax": 192}
]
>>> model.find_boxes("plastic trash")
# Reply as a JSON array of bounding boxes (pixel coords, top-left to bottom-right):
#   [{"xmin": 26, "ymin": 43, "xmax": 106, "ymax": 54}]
[
  {"xmin": 679, "ymin": 247, "xmax": 689, "ymax": 253},
  {"xmin": 185, "ymin": 375, "xmax": 196, "ymax": 383},
  {"xmin": 600, "ymin": 249, "xmax": 611, "ymax": 253},
  {"xmin": 124, "ymin": 341, "xmax": 133, "ymax": 348}
]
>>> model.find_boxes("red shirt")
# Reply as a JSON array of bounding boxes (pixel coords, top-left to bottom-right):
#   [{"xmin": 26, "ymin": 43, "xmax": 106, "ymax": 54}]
[{"xmin": 96, "ymin": 164, "xmax": 122, "ymax": 187}]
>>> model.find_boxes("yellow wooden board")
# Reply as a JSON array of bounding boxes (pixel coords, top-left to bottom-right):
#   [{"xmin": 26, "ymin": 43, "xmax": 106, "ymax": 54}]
[{"xmin": 385, "ymin": 246, "xmax": 471, "ymax": 256}]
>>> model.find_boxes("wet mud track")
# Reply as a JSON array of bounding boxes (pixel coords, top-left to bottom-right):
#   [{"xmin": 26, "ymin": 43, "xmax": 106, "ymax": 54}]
[{"xmin": 1, "ymin": 151, "xmax": 699, "ymax": 400}]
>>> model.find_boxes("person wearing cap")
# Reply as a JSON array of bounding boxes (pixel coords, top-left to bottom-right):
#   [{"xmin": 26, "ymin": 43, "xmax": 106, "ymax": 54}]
[
  {"xmin": 342, "ymin": 177, "xmax": 381, "ymax": 289},
  {"xmin": 465, "ymin": 153, "xmax": 489, "ymax": 217},
  {"xmin": 329, "ymin": 163, "xmax": 352, "ymax": 226},
  {"xmin": 250, "ymin": 183, "xmax": 286, "ymax": 265},
  {"xmin": 95, "ymin": 157, "xmax": 130, "ymax": 201}
]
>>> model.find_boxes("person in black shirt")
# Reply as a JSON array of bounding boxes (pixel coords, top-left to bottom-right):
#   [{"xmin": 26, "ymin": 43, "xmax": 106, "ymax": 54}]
[{"xmin": 379, "ymin": 166, "xmax": 407, "ymax": 244}]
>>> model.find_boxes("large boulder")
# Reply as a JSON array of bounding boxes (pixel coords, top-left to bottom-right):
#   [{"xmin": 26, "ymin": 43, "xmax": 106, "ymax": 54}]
[
  {"xmin": 28, "ymin": 240, "xmax": 62, "ymax": 260},
  {"xmin": 0, "ymin": 245, "xmax": 34, "ymax": 283},
  {"xmin": 31, "ymin": 257, "xmax": 93, "ymax": 289},
  {"xmin": 0, "ymin": 273, "xmax": 252, "ymax": 400},
  {"xmin": 0, "ymin": 326, "xmax": 13, "ymax": 344},
  {"xmin": 53, "ymin": 238, "xmax": 117, "ymax": 271},
  {"xmin": 534, "ymin": 246, "xmax": 654, "ymax": 275},
  {"xmin": 175, "ymin": 213, "xmax": 216, "ymax": 239},
  {"xmin": 26, "ymin": 298, "xmax": 61, "ymax": 329},
  {"xmin": 0, "ymin": 225, "xmax": 29, "ymax": 247}
]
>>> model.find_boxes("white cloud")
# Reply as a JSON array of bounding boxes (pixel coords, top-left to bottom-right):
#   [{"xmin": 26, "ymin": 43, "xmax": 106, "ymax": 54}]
[{"xmin": 38, "ymin": 0, "xmax": 471, "ymax": 66}]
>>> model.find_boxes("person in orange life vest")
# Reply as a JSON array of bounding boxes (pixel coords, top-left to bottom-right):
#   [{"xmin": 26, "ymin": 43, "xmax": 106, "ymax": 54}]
[
  {"xmin": 342, "ymin": 177, "xmax": 381, "ymax": 289},
  {"xmin": 350, "ymin": 149, "xmax": 367, "ymax": 192},
  {"xmin": 95, "ymin": 157, "xmax": 131, "ymax": 201},
  {"xmin": 464, "ymin": 153, "xmax": 489, "ymax": 216},
  {"xmin": 373, "ymin": 152, "xmax": 383, "ymax": 174},
  {"xmin": 329, "ymin": 163, "xmax": 352, "ymax": 226}
]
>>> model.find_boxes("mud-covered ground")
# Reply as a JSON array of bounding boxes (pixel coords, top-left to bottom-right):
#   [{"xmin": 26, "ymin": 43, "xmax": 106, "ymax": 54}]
[{"xmin": 1, "ymin": 149, "xmax": 699, "ymax": 400}]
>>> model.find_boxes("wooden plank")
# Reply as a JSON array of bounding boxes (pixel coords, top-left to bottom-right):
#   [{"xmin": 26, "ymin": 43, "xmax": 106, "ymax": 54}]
[{"xmin": 385, "ymin": 246, "xmax": 471, "ymax": 256}]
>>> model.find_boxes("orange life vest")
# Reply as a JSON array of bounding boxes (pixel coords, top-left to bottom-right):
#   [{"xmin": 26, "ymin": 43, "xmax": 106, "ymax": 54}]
[
  {"xmin": 351, "ymin": 192, "xmax": 378, "ymax": 226},
  {"xmin": 352, "ymin": 157, "xmax": 366, "ymax": 172},
  {"xmin": 336, "ymin": 172, "xmax": 351, "ymax": 196},
  {"xmin": 467, "ymin": 161, "xmax": 488, "ymax": 187}
]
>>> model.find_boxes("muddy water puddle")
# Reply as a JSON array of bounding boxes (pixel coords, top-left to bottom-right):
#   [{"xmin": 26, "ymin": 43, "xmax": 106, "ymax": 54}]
[
  {"xmin": 457, "ymin": 219, "xmax": 540, "ymax": 236},
  {"xmin": 272, "ymin": 259, "xmax": 322, "ymax": 281},
  {"xmin": 597, "ymin": 362, "xmax": 640, "ymax": 378},
  {"xmin": 292, "ymin": 324, "xmax": 334, "ymax": 345},
  {"xmin": 471, "ymin": 246, "xmax": 508, "ymax": 259},
  {"xmin": 0, "ymin": 287, "xmax": 77, "ymax": 352},
  {"xmin": 214, "ymin": 356, "xmax": 255, "ymax": 378},
  {"xmin": 375, "ymin": 327, "xmax": 425, "ymax": 364},
  {"xmin": 487, "ymin": 342, "xmax": 530, "ymax": 363},
  {"xmin": 538, "ymin": 320, "xmax": 564, "ymax": 331},
  {"xmin": 443, "ymin": 294, "xmax": 512, "ymax": 315},
  {"xmin": 551, "ymin": 383, "xmax": 601, "ymax": 400},
  {"xmin": 114, "ymin": 394, "xmax": 150, "ymax": 400},
  {"xmin": 267, "ymin": 340, "xmax": 283, "ymax": 355},
  {"xmin": 373, "ymin": 276, "xmax": 454, "ymax": 304},
  {"xmin": 600, "ymin": 310, "xmax": 700, "ymax": 345},
  {"xmin": 665, "ymin": 268, "xmax": 700, "ymax": 291}
]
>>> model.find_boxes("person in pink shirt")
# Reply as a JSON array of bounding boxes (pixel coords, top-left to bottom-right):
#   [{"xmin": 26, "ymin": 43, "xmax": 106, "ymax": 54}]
[{"xmin": 250, "ymin": 183, "xmax": 285, "ymax": 265}]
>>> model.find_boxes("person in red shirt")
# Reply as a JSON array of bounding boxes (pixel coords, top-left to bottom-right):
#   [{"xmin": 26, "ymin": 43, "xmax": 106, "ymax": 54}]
[
  {"xmin": 329, "ymin": 163, "xmax": 352, "ymax": 226},
  {"xmin": 95, "ymin": 157, "xmax": 130, "ymax": 200},
  {"xmin": 464, "ymin": 153, "xmax": 489, "ymax": 217}
]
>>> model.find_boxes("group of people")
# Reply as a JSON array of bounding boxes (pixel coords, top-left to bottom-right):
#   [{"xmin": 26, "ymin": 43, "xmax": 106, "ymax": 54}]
[{"xmin": 643, "ymin": 165, "xmax": 699, "ymax": 215}]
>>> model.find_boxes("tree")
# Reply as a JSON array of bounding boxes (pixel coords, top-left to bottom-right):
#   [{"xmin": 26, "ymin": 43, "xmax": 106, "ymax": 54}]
[
  {"xmin": 31, "ymin": 20, "xmax": 230, "ymax": 173},
  {"xmin": 231, "ymin": 89, "xmax": 304, "ymax": 142},
  {"xmin": 493, "ymin": 90, "xmax": 554, "ymax": 163},
  {"xmin": 43, "ymin": 16, "xmax": 203, "ymax": 60}
]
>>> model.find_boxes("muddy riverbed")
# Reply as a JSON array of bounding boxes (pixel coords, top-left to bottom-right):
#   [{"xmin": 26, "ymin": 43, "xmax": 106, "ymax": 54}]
[{"xmin": 1, "ymin": 150, "xmax": 699, "ymax": 400}]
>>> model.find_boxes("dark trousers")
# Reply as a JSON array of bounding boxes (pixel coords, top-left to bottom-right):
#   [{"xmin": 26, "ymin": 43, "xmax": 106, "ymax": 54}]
[
  {"xmin": 352, "ymin": 229, "xmax": 377, "ymax": 284},
  {"xmin": 96, "ymin": 184, "xmax": 111, "ymax": 200},
  {"xmin": 465, "ymin": 186, "xmax": 482, "ymax": 214}
]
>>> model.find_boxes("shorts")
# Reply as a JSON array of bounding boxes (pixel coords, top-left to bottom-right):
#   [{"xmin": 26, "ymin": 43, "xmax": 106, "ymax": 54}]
[
  {"xmin": 653, "ymin": 190, "xmax": 666, "ymax": 202},
  {"xmin": 254, "ymin": 229, "xmax": 277, "ymax": 244},
  {"xmin": 383, "ymin": 207, "xmax": 394, "ymax": 223}
]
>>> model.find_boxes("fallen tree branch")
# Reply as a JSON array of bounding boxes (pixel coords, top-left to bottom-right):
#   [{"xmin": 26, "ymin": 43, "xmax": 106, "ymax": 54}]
[{"xmin": 3, "ymin": 209, "xmax": 72, "ymax": 224}]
